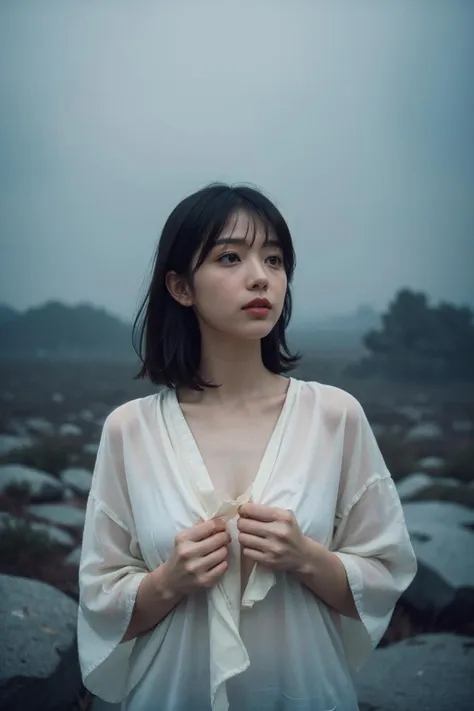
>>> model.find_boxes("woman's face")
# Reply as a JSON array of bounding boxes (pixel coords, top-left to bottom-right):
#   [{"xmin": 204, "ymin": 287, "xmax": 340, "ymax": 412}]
[{"xmin": 183, "ymin": 211, "xmax": 288, "ymax": 341}]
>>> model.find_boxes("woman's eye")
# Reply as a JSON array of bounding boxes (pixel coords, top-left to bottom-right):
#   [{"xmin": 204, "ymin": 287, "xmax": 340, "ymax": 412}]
[
  {"xmin": 267, "ymin": 254, "xmax": 283, "ymax": 266},
  {"xmin": 218, "ymin": 252, "xmax": 240, "ymax": 265}
]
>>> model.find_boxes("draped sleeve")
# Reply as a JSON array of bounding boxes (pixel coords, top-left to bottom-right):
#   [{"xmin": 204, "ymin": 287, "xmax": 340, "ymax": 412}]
[
  {"xmin": 77, "ymin": 407, "xmax": 149, "ymax": 702},
  {"xmin": 331, "ymin": 396, "xmax": 417, "ymax": 672}
]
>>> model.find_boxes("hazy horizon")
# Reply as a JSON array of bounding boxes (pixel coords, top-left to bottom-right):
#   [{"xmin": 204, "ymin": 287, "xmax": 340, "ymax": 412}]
[{"xmin": 1, "ymin": 1, "xmax": 473, "ymax": 323}]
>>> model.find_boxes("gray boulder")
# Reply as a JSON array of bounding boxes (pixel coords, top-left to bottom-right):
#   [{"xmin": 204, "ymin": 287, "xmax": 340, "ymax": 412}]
[
  {"xmin": 396, "ymin": 473, "xmax": 460, "ymax": 502},
  {"xmin": 417, "ymin": 456, "xmax": 446, "ymax": 473},
  {"xmin": 452, "ymin": 419, "xmax": 473, "ymax": 434},
  {"xmin": 397, "ymin": 404, "xmax": 425, "ymax": 422},
  {"xmin": 83, "ymin": 442, "xmax": 99, "ymax": 456},
  {"xmin": 60, "ymin": 467, "xmax": 93, "ymax": 496},
  {"xmin": 355, "ymin": 634, "xmax": 474, "ymax": 711},
  {"xmin": 406, "ymin": 422, "xmax": 443, "ymax": 441},
  {"xmin": 65, "ymin": 547, "xmax": 82, "ymax": 567},
  {"xmin": 58, "ymin": 423, "xmax": 82, "ymax": 437},
  {"xmin": 27, "ymin": 504, "xmax": 86, "ymax": 530},
  {"xmin": 79, "ymin": 409, "xmax": 94, "ymax": 422},
  {"xmin": 402, "ymin": 502, "xmax": 474, "ymax": 622},
  {"xmin": 0, "ymin": 574, "xmax": 82, "ymax": 711},
  {"xmin": 24, "ymin": 418, "xmax": 54, "ymax": 436},
  {"xmin": 0, "ymin": 434, "xmax": 32, "ymax": 455},
  {"xmin": 0, "ymin": 465, "xmax": 64, "ymax": 502},
  {"xmin": 403, "ymin": 501, "xmax": 474, "ymax": 530},
  {"xmin": 396, "ymin": 473, "xmax": 433, "ymax": 501}
]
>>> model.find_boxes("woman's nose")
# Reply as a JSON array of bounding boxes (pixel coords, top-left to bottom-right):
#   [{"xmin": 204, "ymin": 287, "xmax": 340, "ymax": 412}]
[{"xmin": 248, "ymin": 270, "xmax": 269, "ymax": 290}]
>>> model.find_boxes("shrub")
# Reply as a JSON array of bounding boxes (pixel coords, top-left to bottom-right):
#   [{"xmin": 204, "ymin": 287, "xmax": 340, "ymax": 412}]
[{"xmin": 0, "ymin": 518, "xmax": 59, "ymax": 566}]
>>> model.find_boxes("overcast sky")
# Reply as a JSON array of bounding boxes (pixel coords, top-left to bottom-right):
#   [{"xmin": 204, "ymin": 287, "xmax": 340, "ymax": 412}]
[{"xmin": 1, "ymin": 0, "xmax": 473, "ymax": 323}]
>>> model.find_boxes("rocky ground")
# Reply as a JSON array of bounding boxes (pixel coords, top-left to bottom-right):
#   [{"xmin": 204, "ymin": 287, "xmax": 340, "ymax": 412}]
[{"xmin": 1, "ymin": 361, "xmax": 473, "ymax": 710}]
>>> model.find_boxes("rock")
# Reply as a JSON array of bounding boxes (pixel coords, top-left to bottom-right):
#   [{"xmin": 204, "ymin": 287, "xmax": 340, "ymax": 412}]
[
  {"xmin": 0, "ymin": 513, "xmax": 75, "ymax": 548},
  {"xmin": 27, "ymin": 504, "xmax": 86, "ymax": 530},
  {"xmin": 406, "ymin": 423, "xmax": 443, "ymax": 441},
  {"xmin": 0, "ymin": 464, "xmax": 64, "ymax": 502},
  {"xmin": 452, "ymin": 420, "xmax": 473, "ymax": 434},
  {"xmin": 79, "ymin": 409, "xmax": 94, "ymax": 421},
  {"xmin": 397, "ymin": 405, "xmax": 425, "ymax": 423},
  {"xmin": 428, "ymin": 477, "xmax": 460, "ymax": 488},
  {"xmin": 0, "ymin": 574, "xmax": 82, "ymax": 711},
  {"xmin": 406, "ymin": 522, "xmax": 474, "ymax": 618},
  {"xmin": 397, "ymin": 474, "xmax": 460, "ymax": 501},
  {"xmin": 63, "ymin": 487, "xmax": 76, "ymax": 502},
  {"xmin": 0, "ymin": 434, "xmax": 32, "ymax": 455},
  {"xmin": 396, "ymin": 473, "xmax": 433, "ymax": 501},
  {"xmin": 24, "ymin": 418, "xmax": 54, "ymax": 436},
  {"xmin": 65, "ymin": 547, "xmax": 82, "ymax": 567},
  {"xmin": 402, "ymin": 502, "xmax": 474, "ymax": 621},
  {"xmin": 83, "ymin": 443, "xmax": 99, "ymax": 456},
  {"xmin": 372, "ymin": 423, "xmax": 402, "ymax": 438},
  {"xmin": 60, "ymin": 467, "xmax": 93, "ymax": 496},
  {"xmin": 58, "ymin": 423, "xmax": 82, "ymax": 437},
  {"xmin": 355, "ymin": 634, "xmax": 474, "ymax": 711},
  {"xmin": 403, "ymin": 500, "xmax": 474, "ymax": 531},
  {"xmin": 417, "ymin": 456, "xmax": 445, "ymax": 473}
]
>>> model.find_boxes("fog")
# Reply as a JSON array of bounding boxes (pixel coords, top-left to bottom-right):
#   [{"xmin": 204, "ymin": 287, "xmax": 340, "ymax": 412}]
[{"xmin": 1, "ymin": 0, "xmax": 473, "ymax": 322}]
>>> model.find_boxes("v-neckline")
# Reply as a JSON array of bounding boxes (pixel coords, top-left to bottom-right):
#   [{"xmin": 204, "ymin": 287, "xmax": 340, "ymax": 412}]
[{"xmin": 167, "ymin": 377, "xmax": 299, "ymax": 504}]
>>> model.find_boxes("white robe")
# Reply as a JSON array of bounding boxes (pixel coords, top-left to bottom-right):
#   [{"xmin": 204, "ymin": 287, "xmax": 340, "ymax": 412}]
[{"xmin": 77, "ymin": 378, "xmax": 417, "ymax": 711}]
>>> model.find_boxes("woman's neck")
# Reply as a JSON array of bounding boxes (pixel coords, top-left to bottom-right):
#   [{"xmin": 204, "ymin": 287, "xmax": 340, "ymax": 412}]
[{"xmin": 184, "ymin": 330, "xmax": 284, "ymax": 406}]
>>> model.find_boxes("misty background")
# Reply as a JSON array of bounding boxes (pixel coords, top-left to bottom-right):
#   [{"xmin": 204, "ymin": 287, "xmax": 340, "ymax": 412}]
[
  {"xmin": 1, "ymin": 6, "xmax": 474, "ymax": 710},
  {"xmin": 1, "ymin": 0, "xmax": 473, "ymax": 326}
]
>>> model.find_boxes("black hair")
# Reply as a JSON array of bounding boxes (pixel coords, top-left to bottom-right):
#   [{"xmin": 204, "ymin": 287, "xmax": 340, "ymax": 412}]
[{"xmin": 132, "ymin": 182, "xmax": 300, "ymax": 390}]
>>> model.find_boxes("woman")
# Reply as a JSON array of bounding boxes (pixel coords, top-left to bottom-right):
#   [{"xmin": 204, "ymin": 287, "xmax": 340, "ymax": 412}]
[{"xmin": 77, "ymin": 183, "xmax": 417, "ymax": 711}]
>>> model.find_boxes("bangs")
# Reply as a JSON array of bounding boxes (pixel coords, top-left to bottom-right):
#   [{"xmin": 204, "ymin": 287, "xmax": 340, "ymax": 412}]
[{"xmin": 191, "ymin": 185, "xmax": 295, "ymax": 277}]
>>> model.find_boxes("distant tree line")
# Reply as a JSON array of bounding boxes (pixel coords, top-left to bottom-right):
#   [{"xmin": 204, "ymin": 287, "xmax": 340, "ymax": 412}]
[
  {"xmin": 0, "ymin": 301, "xmax": 134, "ymax": 360},
  {"xmin": 349, "ymin": 289, "xmax": 474, "ymax": 381}
]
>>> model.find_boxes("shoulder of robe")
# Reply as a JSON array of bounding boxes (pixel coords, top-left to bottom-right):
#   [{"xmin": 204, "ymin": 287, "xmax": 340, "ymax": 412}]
[
  {"xmin": 103, "ymin": 394, "xmax": 159, "ymax": 441},
  {"xmin": 303, "ymin": 381, "xmax": 365, "ymax": 431}
]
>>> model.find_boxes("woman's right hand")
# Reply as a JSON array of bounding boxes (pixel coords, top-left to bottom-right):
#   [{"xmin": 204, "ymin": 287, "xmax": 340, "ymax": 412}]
[{"xmin": 159, "ymin": 518, "xmax": 231, "ymax": 597}]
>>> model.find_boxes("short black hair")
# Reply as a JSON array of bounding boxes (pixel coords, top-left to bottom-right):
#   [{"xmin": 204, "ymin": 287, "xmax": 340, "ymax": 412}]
[{"xmin": 132, "ymin": 182, "xmax": 300, "ymax": 390}]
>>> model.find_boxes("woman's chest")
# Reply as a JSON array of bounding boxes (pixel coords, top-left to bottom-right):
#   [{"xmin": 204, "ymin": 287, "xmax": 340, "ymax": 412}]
[
  {"xmin": 180, "ymin": 403, "xmax": 285, "ymax": 500},
  {"xmin": 127, "ymin": 425, "xmax": 344, "ymax": 567}
]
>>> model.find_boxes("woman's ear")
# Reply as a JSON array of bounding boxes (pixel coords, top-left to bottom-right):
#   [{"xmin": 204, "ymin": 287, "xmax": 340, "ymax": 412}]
[{"xmin": 165, "ymin": 271, "xmax": 194, "ymax": 307}]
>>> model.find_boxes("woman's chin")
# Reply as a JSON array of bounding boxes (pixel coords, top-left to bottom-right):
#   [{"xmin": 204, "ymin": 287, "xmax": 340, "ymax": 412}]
[{"xmin": 234, "ymin": 321, "xmax": 277, "ymax": 341}]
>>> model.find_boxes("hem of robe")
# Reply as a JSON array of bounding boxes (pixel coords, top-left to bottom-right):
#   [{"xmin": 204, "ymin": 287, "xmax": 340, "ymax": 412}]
[
  {"xmin": 80, "ymin": 570, "xmax": 148, "ymax": 703},
  {"xmin": 332, "ymin": 551, "xmax": 381, "ymax": 673}
]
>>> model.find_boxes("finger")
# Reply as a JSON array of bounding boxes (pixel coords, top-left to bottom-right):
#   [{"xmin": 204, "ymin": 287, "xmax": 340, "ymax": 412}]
[
  {"xmin": 199, "ymin": 559, "xmax": 228, "ymax": 586},
  {"xmin": 211, "ymin": 517, "xmax": 228, "ymax": 531},
  {"xmin": 238, "ymin": 503, "xmax": 278, "ymax": 523},
  {"xmin": 238, "ymin": 532, "xmax": 270, "ymax": 552},
  {"xmin": 194, "ymin": 531, "xmax": 231, "ymax": 557},
  {"xmin": 237, "ymin": 517, "xmax": 271, "ymax": 537},
  {"xmin": 188, "ymin": 518, "xmax": 226, "ymax": 542},
  {"xmin": 241, "ymin": 547, "xmax": 270, "ymax": 565},
  {"xmin": 199, "ymin": 544, "xmax": 229, "ymax": 572}
]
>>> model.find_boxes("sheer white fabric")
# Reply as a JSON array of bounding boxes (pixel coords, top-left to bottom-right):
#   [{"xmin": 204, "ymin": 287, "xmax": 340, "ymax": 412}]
[{"xmin": 77, "ymin": 379, "xmax": 417, "ymax": 711}]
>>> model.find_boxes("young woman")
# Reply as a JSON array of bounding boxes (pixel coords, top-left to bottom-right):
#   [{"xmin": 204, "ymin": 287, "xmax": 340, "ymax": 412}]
[{"xmin": 77, "ymin": 183, "xmax": 417, "ymax": 711}]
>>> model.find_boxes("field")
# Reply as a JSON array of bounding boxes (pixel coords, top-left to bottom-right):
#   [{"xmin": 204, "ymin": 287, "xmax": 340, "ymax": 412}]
[{"xmin": 1, "ymin": 353, "xmax": 473, "ymax": 635}]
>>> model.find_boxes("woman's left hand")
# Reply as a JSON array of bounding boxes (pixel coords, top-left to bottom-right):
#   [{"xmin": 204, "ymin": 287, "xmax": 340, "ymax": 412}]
[{"xmin": 237, "ymin": 502, "xmax": 309, "ymax": 573}]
